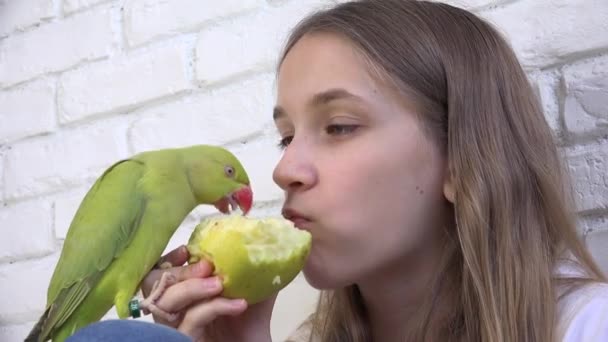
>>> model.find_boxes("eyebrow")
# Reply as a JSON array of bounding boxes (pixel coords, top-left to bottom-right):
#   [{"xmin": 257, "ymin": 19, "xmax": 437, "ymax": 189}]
[{"xmin": 273, "ymin": 88, "xmax": 361, "ymax": 121}]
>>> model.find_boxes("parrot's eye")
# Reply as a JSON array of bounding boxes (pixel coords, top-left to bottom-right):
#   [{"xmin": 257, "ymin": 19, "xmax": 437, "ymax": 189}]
[{"xmin": 224, "ymin": 165, "xmax": 235, "ymax": 178}]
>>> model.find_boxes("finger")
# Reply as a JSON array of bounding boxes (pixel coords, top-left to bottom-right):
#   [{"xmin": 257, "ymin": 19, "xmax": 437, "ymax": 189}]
[
  {"xmin": 172, "ymin": 260, "xmax": 214, "ymax": 282},
  {"xmin": 178, "ymin": 298, "xmax": 248, "ymax": 336},
  {"xmin": 156, "ymin": 276, "xmax": 224, "ymax": 313}
]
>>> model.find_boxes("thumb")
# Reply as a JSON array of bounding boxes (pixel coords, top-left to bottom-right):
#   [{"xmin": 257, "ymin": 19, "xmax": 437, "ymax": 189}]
[
  {"xmin": 173, "ymin": 259, "xmax": 214, "ymax": 281},
  {"xmin": 156, "ymin": 245, "xmax": 214, "ymax": 281}
]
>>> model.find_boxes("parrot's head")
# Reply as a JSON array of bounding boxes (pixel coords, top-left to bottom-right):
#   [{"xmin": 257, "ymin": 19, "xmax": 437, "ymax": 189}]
[{"xmin": 183, "ymin": 145, "xmax": 253, "ymax": 215}]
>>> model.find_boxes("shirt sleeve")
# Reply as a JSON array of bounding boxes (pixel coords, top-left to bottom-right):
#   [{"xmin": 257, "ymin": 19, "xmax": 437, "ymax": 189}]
[{"xmin": 561, "ymin": 284, "xmax": 608, "ymax": 341}]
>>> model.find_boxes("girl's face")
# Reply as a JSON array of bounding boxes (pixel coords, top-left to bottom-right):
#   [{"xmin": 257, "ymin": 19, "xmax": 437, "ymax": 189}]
[{"xmin": 273, "ymin": 33, "xmax": 452, "ymax": 289}]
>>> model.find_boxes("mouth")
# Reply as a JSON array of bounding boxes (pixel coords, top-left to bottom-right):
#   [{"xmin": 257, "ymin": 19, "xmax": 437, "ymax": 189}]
[
  {"xmin": 282, "ymin": 208, "xmax": 312, "ymax": 229},
  {"xmin": 214, "ymin": 186, "xmax": 253, "ymax": 215}
]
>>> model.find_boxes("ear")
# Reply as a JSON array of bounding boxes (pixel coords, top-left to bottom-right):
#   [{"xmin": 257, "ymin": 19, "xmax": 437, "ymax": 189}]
[{"xmin": 443, "ymin": 166, "xmax": 455, "ymax": 203}]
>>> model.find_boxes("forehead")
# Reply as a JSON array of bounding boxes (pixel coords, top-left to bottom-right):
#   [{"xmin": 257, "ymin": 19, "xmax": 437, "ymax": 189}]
[{"xmin": 277, "ymin": 33, "xmax": 381, "ymax": 100}]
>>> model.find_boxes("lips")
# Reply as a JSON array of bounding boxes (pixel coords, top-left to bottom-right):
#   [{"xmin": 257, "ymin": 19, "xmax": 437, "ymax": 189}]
[
  {"xmin": 282, "ymin": 208, "xmax": 312, "ymax": 229},
  {"xmin": 214, "ymin": 186, "xmax": 253, "ymax": 215}
]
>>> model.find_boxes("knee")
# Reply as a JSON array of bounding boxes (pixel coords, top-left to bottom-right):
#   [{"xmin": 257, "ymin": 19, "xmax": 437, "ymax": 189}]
[{"xmin": 66, "ymin": 319, "xmax": 192, "ymax": 342}]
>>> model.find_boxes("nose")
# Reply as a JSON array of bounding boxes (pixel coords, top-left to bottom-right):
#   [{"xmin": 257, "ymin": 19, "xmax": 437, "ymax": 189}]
[{"xmin": 272, "ymin": 137, "xmax": 317, "ymax": 192}]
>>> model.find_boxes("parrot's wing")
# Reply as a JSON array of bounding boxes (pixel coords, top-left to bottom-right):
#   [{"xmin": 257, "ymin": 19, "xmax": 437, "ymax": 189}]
[{"xmin": 42, "ymin": 159, "xmax": 147, "ymax": 337}]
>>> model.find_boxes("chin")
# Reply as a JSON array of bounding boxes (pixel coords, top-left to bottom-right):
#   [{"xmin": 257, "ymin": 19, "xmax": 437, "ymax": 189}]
[{"xmin": 302, "ymin": 262, "xmax": 349, "ymax": 290}]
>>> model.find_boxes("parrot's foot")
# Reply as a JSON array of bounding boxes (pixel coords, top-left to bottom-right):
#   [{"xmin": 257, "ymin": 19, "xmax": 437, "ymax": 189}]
[{"xmin": 140, "ymin": 272, "xmax": 179, "ymax": 322}]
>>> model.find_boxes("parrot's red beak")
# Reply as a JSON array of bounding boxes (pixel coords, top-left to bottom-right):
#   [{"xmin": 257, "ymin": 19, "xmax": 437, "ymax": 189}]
[
  {"xmin": 234, "ymin": 186, "xmax": 253, "ymax": 215},
  {"xmin": 214, "ymin": 186, "xmax": 253, "ymax": 215}
]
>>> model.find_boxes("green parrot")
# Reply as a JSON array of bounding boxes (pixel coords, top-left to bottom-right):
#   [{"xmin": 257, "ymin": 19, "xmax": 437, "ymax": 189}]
[{"xmin": 25, "ymin": 145, "xmax": 253, "ymax": 342}]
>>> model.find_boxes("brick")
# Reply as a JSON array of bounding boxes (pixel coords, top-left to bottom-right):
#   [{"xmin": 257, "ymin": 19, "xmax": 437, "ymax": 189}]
[
  {"xmin": 195, "ymin": 0, "xmax": 332, "ymax": 85},
  {"xmin": 231, "ymin": 135, "xmax": 284, "ymax": 203},
  {"xmin": 64, "ymin": 0, "xmax": 111, "ymax": 14},
  {"xmin": 565, "ymin": 144, "xmax": 608, "ymax": 213},
  {"xmin": 481, "ymin": 0, "xmax": 608, "ymax": 68},
  {"xmin": 126, "ymin": 0, "xmax": 262, "ymax": 47},
  {"xmin": 0, "ymin": 0, "xmax": 55, "ymax": 37},
  {"xmin": 563, "ymin": 55, "xmax": 608, "ymax": 137},
  {"xmin": 585, "ymin": 228, "xmax": 608, "ymax": 277},
  {"xmin": 0, "ymin": 199, "xmax": 54, "ymax": 263},
  {"xmin": 0, "ymin": 253, "xmax": 60, "ymax": 324},
  {"xmin": 0, "ymin": 322, "xmax": 38, "ymax": 342},
  {"xmin": 129, "ymin": 73, "xmax": 274, "ymax": 152},
  {"xmin": 53, "ymin": 184, "xmax": 94, "ymax": 240},
  {"xmin": 0, "ymin": 79, "xmax": 56, "ymax": 143},
  {"xmin": 576, "ymin": 214, "xmax": 607, "ymax": 236},
  {"xmin": 429, "ymin": 0, "xmax": 498, "ymax": 10},
  {"xmin": 529, "ymin": 71, "xmax": 561, "ymax": 136},
  {"xmin": 4, "ymin": 118, "xmax": 130, "ymax": 200},
  {"xmin": 58, "ymin": 44, "xmax": 191, "ymax": 124},
  {"xmin": 0, "ymin": 152, "xmax": 4, "ymax": 202},
  {"xmin": 0, "ymin": 5, "xmax": 115, "ymax": 87}
]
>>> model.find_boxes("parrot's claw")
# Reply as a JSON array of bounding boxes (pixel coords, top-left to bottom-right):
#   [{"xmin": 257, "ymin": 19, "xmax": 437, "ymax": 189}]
[{"xmin": 140, "ymin": 272, "xmax": 179, "ymax": 322}]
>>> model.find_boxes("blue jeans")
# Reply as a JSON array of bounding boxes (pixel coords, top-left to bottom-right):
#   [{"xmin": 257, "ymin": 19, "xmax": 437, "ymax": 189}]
[{"xmin": 66, "ymin": 320, "xmax": 192, "ymax": 342}]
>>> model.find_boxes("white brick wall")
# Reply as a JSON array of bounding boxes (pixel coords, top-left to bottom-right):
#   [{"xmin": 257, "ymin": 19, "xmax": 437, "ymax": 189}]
[
  {"xmin": 63, "ymin": 0, "xmax": 112, "ymax": 14},
  {"xmin": 58, "ymin": 41, "xmax": 192, "ymax": 123},
  {"xmin": 481, "ymin": 0, "xmax": 608, "ymax": 68},
  {"xmin": 0, "ymin": 78, "xmax": 56, "ymax": 143},
  {"xmin": 195, "ymin": 0, "xmax": 331, "ymax": 85},
  {"xmin": 0, "ymin": 199, "xmax": 54, "ymax": 263},
  {"xmin": 125, "ymin": 0, "xmax": 263, "ymax": 47},
  {"xmin": 5, "ymin": 118, "xmax": 130, "ymax": 200},
  {"xmin": 0, "ymin": 0, "xmax": 56, "ymax": 38},
  {"xmin": 1, "ymin": 1, "xmax": 607, "ymax": 341},
  {"xmin": 563, "ymin": 55, "xmax": 608, "ymax": 137},
  {"xmin": 0, "ymin": 4, "xmax": 118, "ymax": 87}
]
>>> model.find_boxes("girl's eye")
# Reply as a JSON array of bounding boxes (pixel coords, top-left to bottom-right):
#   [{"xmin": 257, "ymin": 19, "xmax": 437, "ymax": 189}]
[
  {"xmin": 277, "ymin": 136, "xmax": 293, "ymax": 149},
  {"xmin": 326, "ymin": 124, "xmax": 359, "ymax": 135}
]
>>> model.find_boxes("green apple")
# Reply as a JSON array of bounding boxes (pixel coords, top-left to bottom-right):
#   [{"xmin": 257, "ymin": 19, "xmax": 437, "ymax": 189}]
[{"xmin": 187, "ymin": 214, "xmax": 312, "ymax": 304}]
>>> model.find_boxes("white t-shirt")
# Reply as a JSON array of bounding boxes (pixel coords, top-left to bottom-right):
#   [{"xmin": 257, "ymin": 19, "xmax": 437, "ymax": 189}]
[
  {"xmin": 558, "ymin": 282, "xmax": 608, "ymax": 341},
  {"xmin": 555, "ymin": 262, "xmax": 608, "ymax": 341}
]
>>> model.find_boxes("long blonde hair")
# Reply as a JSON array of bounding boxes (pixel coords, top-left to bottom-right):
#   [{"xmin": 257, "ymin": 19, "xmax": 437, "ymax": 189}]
[{"xmin": 278, "ymin": 1, "xmax": 607, "ymax": 341}]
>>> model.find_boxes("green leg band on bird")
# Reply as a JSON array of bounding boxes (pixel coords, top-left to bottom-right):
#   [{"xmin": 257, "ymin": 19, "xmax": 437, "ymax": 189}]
[{"xmin": 129, "ymin": 298, "xmax": 141, "ymax": 318}]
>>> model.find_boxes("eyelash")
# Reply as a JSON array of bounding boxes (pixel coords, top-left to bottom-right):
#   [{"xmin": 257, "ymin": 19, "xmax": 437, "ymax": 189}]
[
  {"xmin": 277, "ymin": 124, "xmax": 359, "ymax": 149},
  {"xmin": 326, "ymin": 124, "xmax": 358, "ymax": 135}
]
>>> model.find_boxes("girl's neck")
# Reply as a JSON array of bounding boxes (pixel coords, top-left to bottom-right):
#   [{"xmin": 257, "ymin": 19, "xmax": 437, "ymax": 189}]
[{"xmin": 357, "ymin": 234, "xmax": 448, "ymax": 341}]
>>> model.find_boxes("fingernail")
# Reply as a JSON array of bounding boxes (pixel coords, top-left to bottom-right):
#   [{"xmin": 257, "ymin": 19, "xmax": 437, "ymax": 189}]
[
  {"xmin": 194, "ymin": 261, "xmax": 210, "ymax": 275},
  {"xmin": 231, "ymin": 299, "xmax": 246, "ymax": 308},
  {"xmin": 204, "ymin": 277, "xmax": 220, "ymax": 289}
]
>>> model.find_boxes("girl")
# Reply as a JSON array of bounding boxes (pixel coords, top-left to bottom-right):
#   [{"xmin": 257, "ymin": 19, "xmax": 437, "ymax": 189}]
[{"xmin": 69, "ymin": 1, "xmax": 608, "ymax": 341}]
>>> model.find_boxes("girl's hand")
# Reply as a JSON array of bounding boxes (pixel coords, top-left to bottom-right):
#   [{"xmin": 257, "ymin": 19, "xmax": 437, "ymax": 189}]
[{"xmin": 141, "ymin": 245, "xmax": 276, "ymax": 342}]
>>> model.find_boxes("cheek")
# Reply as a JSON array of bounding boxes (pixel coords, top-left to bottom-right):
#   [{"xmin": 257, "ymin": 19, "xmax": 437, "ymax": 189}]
[
  {"xmin": 369, "ymin": 145, "xmax": 447, "ymax": 248},
  {"xmin": 302, "ymin": 132, "xmax": 448, "ymax": 287}
]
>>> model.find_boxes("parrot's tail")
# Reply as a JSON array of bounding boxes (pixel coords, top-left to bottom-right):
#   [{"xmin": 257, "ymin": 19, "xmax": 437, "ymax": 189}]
[{"xmin": 24, "ymin": 308, "xmax": 50, "ymax": 342}]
